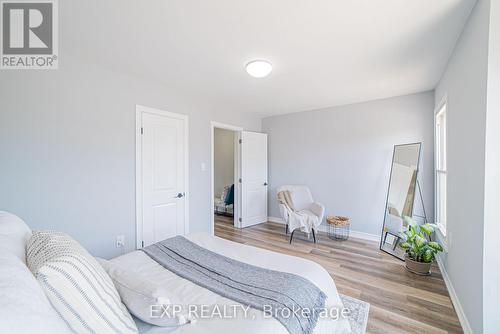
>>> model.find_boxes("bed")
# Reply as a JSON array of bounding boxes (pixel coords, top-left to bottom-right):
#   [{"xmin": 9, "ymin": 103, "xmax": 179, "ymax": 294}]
[
  {"xmin": 110, "ymin": 233, "xmax": 351, "ymax": 334},
  {"xmin": 0, "ymin": 211, "xmax": 351, "ymax": 334}
]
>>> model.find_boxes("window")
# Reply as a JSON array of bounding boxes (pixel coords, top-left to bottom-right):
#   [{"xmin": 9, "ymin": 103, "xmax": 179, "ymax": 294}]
[{"xmin": 435, "ymin": 103, "xmax": 447, "ymax": 235}]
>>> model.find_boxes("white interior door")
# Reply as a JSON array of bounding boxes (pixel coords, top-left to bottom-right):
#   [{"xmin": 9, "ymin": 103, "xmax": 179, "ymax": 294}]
[
  {"xmin": 240, "ymin": 131, "xmax": 268, "ymax": 227},
  {"xmin": 140, "ymin": 110, "xmax": 187, "ymax": 247}
]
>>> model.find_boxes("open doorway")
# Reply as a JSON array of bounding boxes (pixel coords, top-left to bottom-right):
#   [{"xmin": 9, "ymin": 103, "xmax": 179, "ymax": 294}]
[
  {"xmin": 211, "ymin": 122, "xmax": 269, "ymax": 235},
  {"xmin": 211, "ymin": 122, "xmax": 242, "ymax": 234},
  {"xmin": 214, "ymin": 128, "xmax": 236, "ymax": 223}
]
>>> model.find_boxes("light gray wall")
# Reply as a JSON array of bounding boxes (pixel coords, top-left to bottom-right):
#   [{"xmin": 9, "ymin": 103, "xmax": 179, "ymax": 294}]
[
  {"xmin": 214, "ymin": 128, "xmax": 235, "ymax": 197},
  {"xmin": 0, "ymin": 54, "xmax": 261, "ymax": 259},
  {"xmin": 262, "ymin": 92, "xmax": 435, "ymax": 236},
  {"xmin": 434, "ymin": 0, "xmax": 491, "ymax": 332},
  {"xmin": 483, "ymin": 0, "xmax": 500, "ymax": 331}
]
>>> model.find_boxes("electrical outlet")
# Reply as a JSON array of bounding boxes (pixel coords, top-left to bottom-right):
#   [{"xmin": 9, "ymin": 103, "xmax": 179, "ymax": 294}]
[{"xmin": 116, "ymin": 235, "xmax": 125, "ymax": 248}]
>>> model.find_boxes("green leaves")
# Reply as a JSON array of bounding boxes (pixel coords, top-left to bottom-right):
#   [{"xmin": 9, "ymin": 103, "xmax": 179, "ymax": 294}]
[
  {"xmin": 428, "ymin": 241, "xmax": 443, "ymax": 252},
  {"xmin": 414, "ymin": 235, "xmax": 426, "ymax": 248},
  {"xmin": 423, "ymin": 249, "xmax": 434, "ymax": 263},
  {"xmin": 399, "ymin": 242, "xmax": 411, "ymax": 249},
  {"xmin": 399, "ymin": 220, "xmax": 444, "ymax": 263},
  {"xmin": 420, "ymin": 223, "xmax": 435, "ymax": 236}
]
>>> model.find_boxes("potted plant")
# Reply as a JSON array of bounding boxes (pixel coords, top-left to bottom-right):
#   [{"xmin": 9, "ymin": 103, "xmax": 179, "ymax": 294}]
[{"xmin": 399, "ymin": 216, "xmax": 444, "ymax": 275}]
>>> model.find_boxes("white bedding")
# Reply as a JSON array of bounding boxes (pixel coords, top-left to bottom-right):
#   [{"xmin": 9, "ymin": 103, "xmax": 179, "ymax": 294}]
[{"xmin": 110, "ymin": 233, "xmax": 351, "ymax": 334}]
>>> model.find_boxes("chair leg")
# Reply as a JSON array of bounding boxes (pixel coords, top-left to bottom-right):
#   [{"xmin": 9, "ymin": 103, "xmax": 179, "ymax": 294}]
[
  {"xmin": 312, "ymin": 229, "xmax": 316, "ymax": 243},
  {"xmin": 289, "ymin": 230, "xmax": 295, "ymax": 244},
  {"xmin": 285, "ymin": 224, "xmax": 288, "ymax": 235}
]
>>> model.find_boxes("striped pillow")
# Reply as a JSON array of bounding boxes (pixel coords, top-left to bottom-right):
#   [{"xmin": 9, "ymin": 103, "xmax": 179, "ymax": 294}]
[{"xmin": 27, "ymin": 231, "xmax": 138, "ymax": 334}]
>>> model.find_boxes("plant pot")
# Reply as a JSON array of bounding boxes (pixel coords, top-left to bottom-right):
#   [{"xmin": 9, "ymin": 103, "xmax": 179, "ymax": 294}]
[{"xmin": 404, "ymin": 255, "xmax": 432, "ymax": 276}]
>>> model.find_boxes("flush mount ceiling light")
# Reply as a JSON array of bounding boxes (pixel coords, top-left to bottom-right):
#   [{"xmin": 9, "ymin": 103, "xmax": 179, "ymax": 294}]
[{"xmin": 245, "ymin": 60, "xmax": 272, "ymax": 78}]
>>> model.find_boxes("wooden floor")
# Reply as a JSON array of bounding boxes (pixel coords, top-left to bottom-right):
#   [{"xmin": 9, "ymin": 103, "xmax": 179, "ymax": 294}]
[{"xmin": 214, "ymin": 216, "xmax": 463, "ymax": 334}]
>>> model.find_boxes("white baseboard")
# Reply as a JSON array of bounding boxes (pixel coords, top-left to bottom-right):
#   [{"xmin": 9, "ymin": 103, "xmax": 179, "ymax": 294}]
[
  {"xmin": 435, "ymin": 255, "xmax": 472, "ymax": 334},
  {"xmin": 267, "ymin": 216, "xmax": 380, "ymax": 242},
  {"xmin": 267, "ymin": 216, "xmax": 285, "ymax": 224},
  {"xmin": 348, "ymin": 230, "xmax": 381, "ymax": 242}
]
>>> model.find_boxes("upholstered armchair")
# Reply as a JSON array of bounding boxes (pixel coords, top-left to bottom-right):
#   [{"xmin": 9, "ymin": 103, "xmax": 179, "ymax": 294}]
[{"xmin": 277, "ymin": 185, "xmax": 325, "ymax": 244}]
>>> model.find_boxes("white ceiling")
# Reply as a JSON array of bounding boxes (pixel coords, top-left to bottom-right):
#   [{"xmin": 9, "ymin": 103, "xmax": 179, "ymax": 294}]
[{"xmin": 62, "ymin": 0, "xmax": 476, "ymax": 117}]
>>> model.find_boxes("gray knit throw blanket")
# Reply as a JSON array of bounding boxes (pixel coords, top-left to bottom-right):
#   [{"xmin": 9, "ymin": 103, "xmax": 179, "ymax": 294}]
[{"xmin": 143, "ymin": 236, "xmax": 326, "ymax": 334}]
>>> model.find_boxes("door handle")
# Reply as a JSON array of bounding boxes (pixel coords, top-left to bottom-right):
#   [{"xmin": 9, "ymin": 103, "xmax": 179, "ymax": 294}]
[
  {"xmin": 174, "ymin": 192, "xmax": 185, "ymax": 198},
  {"xmin": 263, "ymin": 182, "xmax": 268, "ymax": 186}
]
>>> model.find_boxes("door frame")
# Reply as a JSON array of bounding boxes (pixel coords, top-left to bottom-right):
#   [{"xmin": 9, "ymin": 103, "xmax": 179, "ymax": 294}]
[
  {"xmin": 135, "ymin": 105, "xmax": 189, "ymax": 249},
  {"xmin": 210, "ymin": 121, "xmax": 243, "ymax": 235}
]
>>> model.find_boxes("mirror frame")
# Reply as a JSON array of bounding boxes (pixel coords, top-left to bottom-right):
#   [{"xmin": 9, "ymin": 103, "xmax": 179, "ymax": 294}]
[{"xmin": 379, "ymin": 142, "xmax": 422, "ymax": 260}]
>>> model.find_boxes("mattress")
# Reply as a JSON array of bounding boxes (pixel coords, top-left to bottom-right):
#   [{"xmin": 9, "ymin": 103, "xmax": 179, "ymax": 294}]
[{"xmin": 110, "ymin": 233, "xmax": 351, "ymax": 334}]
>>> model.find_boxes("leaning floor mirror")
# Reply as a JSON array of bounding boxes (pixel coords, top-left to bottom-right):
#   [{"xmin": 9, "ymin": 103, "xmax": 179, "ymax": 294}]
[{"xmin": 380, "ymin": 143, "xmax": 422, "ymax": 260}]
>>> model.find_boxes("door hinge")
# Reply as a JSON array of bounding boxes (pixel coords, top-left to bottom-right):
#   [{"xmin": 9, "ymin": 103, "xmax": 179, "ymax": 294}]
[
  {"xmin": 239, "ymin": 217, "xmax": 242, "ymax": 222},
  {"xmin": 239, "ymin": 139, "xmax": 242, "ymax": 144},
  {"xmin": 239, "ymin": 178, "xmax": 242, "ymax": 183},
  {"xmin": 141, "ymin": 127, "xmax": 144, "ymax": 135},
  {"xmin": 141, "ymin": 241, "xmax": 144, "ymax": 248}
]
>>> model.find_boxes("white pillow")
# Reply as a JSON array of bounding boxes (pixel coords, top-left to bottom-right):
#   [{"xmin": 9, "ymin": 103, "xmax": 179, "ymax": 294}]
[
  {"xmin": 0, "ymin": 251, "xmax": 72, "ymax": 334},
  {"xmin": 0, "ymin": 211, "xmax": 32, "ymax": 263},
  {"xmin": 97, "ymin": 258, "xmax": 189, "ymax": 327},
  {"xmin": 27, "ymin": 231, "xmax": 138, "ymax": 334}
]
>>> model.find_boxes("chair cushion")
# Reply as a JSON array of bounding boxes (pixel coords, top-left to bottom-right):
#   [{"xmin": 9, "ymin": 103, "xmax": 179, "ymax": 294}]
[
  {"xmin": 27, "ymin": 231, "xmax": 138, "ymax": 334},
  {"xmin": 289, "ymin": 187, "xmax": 314, "ymax": 211},
  {"xmin": 220, "ymin": 185, "xmax": 230, "ymax": 202}
]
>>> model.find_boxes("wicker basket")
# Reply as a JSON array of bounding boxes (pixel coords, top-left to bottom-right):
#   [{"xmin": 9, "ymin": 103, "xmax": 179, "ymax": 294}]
[{"xmin": 327, "ymin": 215, "xmax": 350, "ymax": 240}]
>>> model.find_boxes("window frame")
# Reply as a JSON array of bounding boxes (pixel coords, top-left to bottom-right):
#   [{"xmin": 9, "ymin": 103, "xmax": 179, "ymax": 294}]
[{"xmin": 434, "ymin": 97, "xmax": 448, "ymax": 238}]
